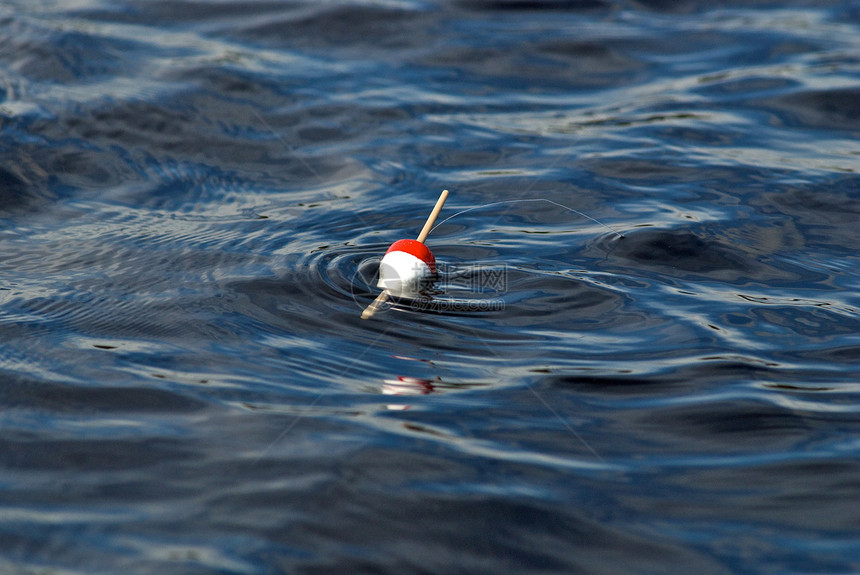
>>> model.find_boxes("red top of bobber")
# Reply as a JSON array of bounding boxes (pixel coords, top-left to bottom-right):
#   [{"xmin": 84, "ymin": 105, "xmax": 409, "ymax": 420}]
[{"xmin": 385, "ymin": 239, "xmax": 436, "ymax": 273}]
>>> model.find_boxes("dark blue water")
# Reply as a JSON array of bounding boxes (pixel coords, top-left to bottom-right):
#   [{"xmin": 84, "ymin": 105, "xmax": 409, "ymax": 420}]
[{"xmin": 2, "ymin": 1, "xmax": 860, "ymax": 573}]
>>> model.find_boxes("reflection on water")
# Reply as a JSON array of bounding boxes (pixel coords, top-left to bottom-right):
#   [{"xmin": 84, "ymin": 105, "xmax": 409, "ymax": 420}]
[{"xmin": 1, "ymin": 0, "xmax": 860, "ymax": 573}]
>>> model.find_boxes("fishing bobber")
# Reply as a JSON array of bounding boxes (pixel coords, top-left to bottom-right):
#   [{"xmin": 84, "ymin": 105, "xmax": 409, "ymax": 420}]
[
  {"xmin": 361, "ymin": 189, "xmax": 449, "ymax": 319},
  {"xmin": 377, "ymin": 239, "xmax": 436, "ymax": 297}
]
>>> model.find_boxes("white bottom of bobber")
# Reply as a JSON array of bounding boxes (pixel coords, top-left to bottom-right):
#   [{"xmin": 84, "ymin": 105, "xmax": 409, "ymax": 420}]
[{"xmin": 377, "ymin": 250, "xmax": 433, "ymax": 297}]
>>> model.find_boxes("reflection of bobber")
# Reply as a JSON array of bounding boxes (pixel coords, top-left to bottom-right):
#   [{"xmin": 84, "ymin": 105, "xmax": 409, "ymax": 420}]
[
  {"xmin": 361, "ymin": 189, "xmax": 449, "ymax": 319},
  {"xmin": 382, "ymin": 376, "xmax": 436, "ymax": 396},
  {"xmin": 382, "ymin": 376, "xmax": 436, "ymax": 410}
]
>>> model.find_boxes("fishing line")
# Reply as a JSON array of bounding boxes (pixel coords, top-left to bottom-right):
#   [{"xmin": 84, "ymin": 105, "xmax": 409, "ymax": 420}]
[{"xmin": 429, "ymin": 198, "xmax": 625, "ymax": 239}]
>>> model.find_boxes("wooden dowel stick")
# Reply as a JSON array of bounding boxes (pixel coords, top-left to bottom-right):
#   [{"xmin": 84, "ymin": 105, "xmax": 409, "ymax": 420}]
[
  {"xmin": 416, "ymin": 189, "xmax": 448, "ymax": 244},
  {"xmin": 361, "ymin": 290, "xmax": 390, "ymax": 320},
  {"xmin": 361, "ymin": 189, "xmax": 449, "ymax": 320}
]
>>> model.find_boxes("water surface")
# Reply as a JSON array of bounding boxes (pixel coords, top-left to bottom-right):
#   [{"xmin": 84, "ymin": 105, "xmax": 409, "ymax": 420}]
[{"xmin": 1, "ymin": 1, "xmax": 859, "ymax": 573}]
